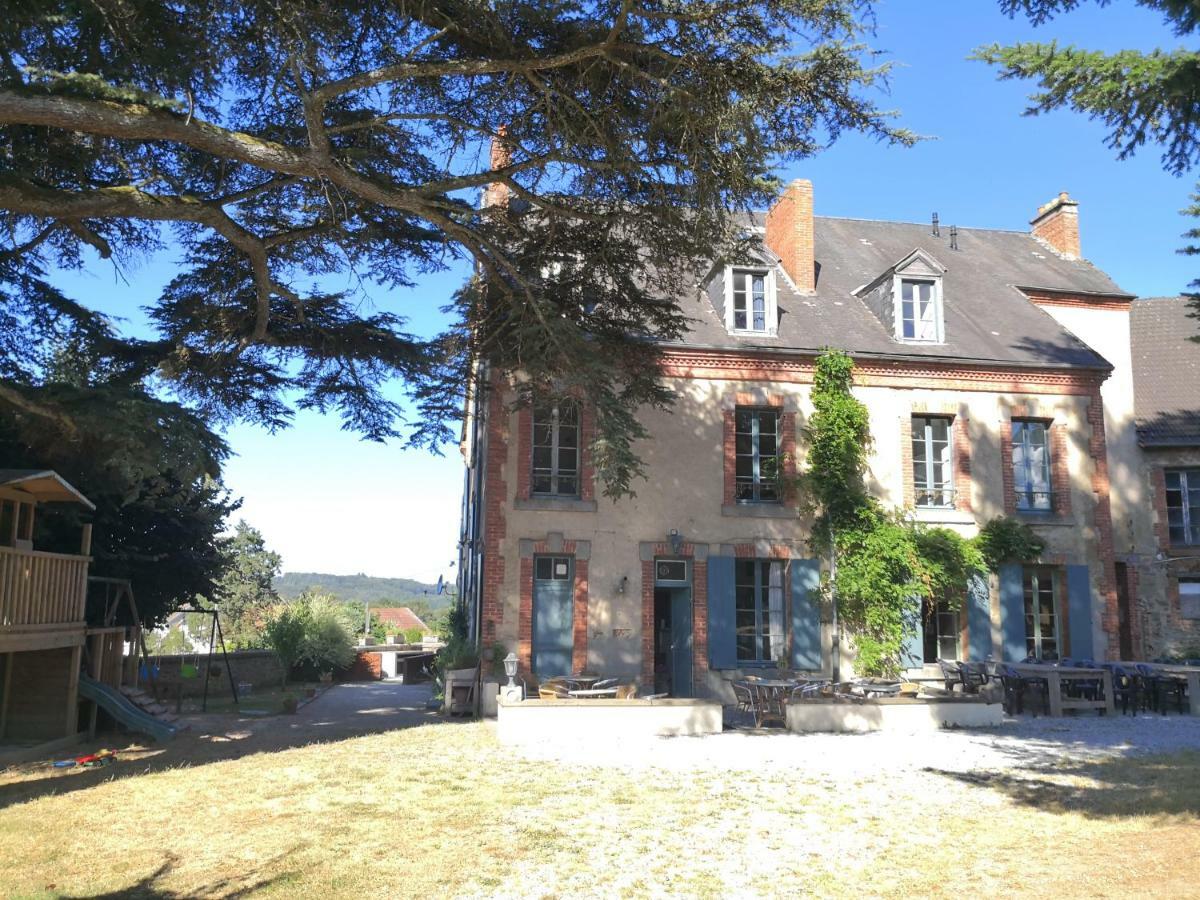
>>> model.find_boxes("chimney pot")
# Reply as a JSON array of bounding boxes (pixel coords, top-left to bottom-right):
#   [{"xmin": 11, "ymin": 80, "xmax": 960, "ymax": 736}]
[
  {"xmin": 1030, "ymin": 191, "xmax": 1081, "ymax": 259},
  {"xmin": 765, "ymin": 179, "xmax": 815, "ymax": 293}
]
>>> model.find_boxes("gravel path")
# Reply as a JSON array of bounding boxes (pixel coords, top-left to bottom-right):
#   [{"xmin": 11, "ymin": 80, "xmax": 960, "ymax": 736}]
[{"xmin": 510, "ymin": 711, "xmax": 1200, "ymax": 776}]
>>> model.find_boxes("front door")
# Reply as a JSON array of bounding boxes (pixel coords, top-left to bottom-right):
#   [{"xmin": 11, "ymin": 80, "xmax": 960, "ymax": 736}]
[
  {"xmin": 669, "ymin": 588, "xmax": 693, "ymax": 697},
  {"xmin": 532, "ymin": 555, "xmax": 573, "ymax": 676}
]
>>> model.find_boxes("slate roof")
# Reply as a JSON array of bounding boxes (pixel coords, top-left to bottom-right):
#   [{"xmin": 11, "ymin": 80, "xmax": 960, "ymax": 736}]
[
  {"xmin": 673, "ymin": 215, "xmax": 1130, "ymax": 372},
  {"xmin": 374, "ymin": 607, "xmax": 431, "ymax": 634},
  {"xmin": 1131, "ymin": 296, "xmax": 1200, "ymax": 447}
]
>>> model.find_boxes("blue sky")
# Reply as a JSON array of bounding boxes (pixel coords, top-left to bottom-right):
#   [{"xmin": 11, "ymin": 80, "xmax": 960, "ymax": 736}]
[{"xmin": 45, "ymin": 1, "xmax": 1193, "ymax": 582}]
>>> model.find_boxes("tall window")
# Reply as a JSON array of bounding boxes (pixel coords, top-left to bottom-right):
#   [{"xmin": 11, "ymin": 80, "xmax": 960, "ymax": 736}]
[
  {"xmin": 1165, "ymin": 469, "xmax": 1200, "ymax": 546},
  {"xmin": 1012, "ymin": 419, "xmax": 1052, "ymax": 512},
  {"xmin": 899, "ymin": 278, "xmax": 940, "ymax": 342},
  {"xmin": 735, "ymin": 408, "xmax": 781, "ymax": 503},
  {"xmin": 730, "ymin": 269, "xmax": 770, "ymax": 333},
  {"xmin": 735, "ymin": 559, "xmax": 785, "ymax": 663},
  {"xmin": 912, "ymin": 415, "xmax": 953, "ymax": 508},
  {"xmin": 922, "ymin": 597, "xmax": 960, "ymax": 663},
  {"xmin": 532, "ymin": 400, "xmax": 580, "ymax": 497},
  {"xmin": 1022, "ymin": 567, "xmax": 1059, "ymax": 661}
]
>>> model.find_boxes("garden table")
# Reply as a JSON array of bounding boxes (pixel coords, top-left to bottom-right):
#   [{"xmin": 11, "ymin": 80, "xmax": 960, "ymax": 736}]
[
  {"xmin": 747, "ymin": 679, "xmax": 796, "ymax": 727},
  {"xmin": 567, "ymin": 688, "xmax": 619, "ymax": 698},
  {"xmin": 1007, "ymin": 663, "xmax": 1115, "ymax": 717}
]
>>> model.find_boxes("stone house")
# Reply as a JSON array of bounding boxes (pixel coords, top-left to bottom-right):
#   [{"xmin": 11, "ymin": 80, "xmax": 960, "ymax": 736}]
[
  {"xmin": 458, "ymin": 180, "xmax": 1160, "ymax": 700},
  {"xmin": 1132, "ymin": 295, "xmax": 1200, "ymax": 657}
]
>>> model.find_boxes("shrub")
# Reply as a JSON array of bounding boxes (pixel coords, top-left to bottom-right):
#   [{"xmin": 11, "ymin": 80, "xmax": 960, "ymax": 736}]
[
  {"xmin": 263, "ymin": 604, "xmax": 308, "ymax": 687},
  {"xmin": 298, "ymin": 593, "xmax": 357, "ymax": 673},
  {"xmin": 403, "ymin": 626, "xmax": 424, "ymax": 644}
]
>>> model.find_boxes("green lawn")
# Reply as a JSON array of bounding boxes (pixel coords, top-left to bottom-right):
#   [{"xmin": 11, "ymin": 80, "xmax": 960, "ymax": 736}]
[{"xmin": 0, "ymin": 722, "xmax": 1198, "ymax": 897}]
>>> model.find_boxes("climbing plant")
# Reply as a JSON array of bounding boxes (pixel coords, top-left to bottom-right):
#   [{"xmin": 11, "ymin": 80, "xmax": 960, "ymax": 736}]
[{"xmin": 800, "ymin": 350, "xmax": 1031, "ymax": 677}]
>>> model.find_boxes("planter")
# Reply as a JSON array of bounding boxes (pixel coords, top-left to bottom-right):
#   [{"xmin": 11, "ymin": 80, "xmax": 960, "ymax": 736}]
[
  {"xmin": 281, "ymin": 696, "xmax": 299, "ymax": 715},
  {"xmin": 318, "ymin": 671, "xmax": 333, "ymax": 684},
  {"xmin": 305, "ymin": 687, "xmax": 316, "ymax": 699}
]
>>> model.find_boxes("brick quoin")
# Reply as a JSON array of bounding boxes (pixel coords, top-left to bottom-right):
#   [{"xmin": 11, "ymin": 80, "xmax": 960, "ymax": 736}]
[
  {"xmin": 721, "ymin": 409, "xmax": 737, "ymax": 505},
  {"xmin": 1050, "ymin": 423, "xmax": 1073, "ymax": 517},
  {"xmin": 480, "ymin": 372, "xmax": 508, "ymax": 646},
  {"xmin": 999, "ymin": 423, "xmax": 1016, "ymax": 516},
  {"xmin": 900, "ymin": 415, "xmax": 916, "ymax": 507},
  {"xmin": 1085, "ymin": 384, "xmax": 1122, "ymax": 653},
  {"xmin": 640, "ymin": 559, "xmax": 655, "ymax": 689},
  {"xmin": 515, "ymin": 404, "xmax": 532, "ymax": 501},
  {"xmin": 953, "ymin": 416, "xmax": 973, "ymax": 513},
  {"xmin": 572, "ymin": 559, "xmax": 589, "ymax": 673},
  {"xmin": 692, "ymin": 559, "xmax": 708, "ymax": 689}
]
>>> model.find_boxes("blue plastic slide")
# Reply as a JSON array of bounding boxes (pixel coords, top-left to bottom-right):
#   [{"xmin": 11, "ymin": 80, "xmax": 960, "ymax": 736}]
[{"xmin": 78, "ymin": 674, "xmax": 178, "ymax": 743}]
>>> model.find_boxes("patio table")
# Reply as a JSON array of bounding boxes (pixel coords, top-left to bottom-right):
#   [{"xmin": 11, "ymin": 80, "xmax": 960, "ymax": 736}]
[
  {"xmin": 567, "ymin": 687, "xmax": 619, "ymax": 698},
  {"xmin": 746, "ymin": 679, "xmax": 796, "ymax": 727},
  {"xmin": 1007, "ymin": 663, "xmax": 1115, "ymax": 717}
]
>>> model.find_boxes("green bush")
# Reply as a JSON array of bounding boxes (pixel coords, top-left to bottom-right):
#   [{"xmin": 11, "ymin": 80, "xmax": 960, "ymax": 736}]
[
  {"xmin": 264, "ymin": 591, "xmax": 356, "ymax": 685},
  {"xmin": 403, "ymin": 626, "xmax": 424, "ymax": 644},
  {"xmin": 264, "ymin": 604, "xmax": 307, "ymax": 687}
]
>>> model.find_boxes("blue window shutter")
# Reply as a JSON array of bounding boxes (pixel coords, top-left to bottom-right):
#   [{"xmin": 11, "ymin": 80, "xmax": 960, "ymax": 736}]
[
  {"xmin": 999, "ymin": 564, "xmax": 1025, "ymax": 662},
  {"xmin": 707, "ymin": 555, "xmax": 736, "ymax": 670},
  {"xmin": 1067, "ymin": 564, "xmax": 1094, "ymax": 660},
  {"xmin": 790, "ymin": 558, "xmax": 822, "ymax": 670},
  {"xmin": 900, "ymin": 600, "xmax": 924, "ymax": 668},
  {"xmin": 967, "ymin": 571, "xmax": 992, "ymax": 661}
]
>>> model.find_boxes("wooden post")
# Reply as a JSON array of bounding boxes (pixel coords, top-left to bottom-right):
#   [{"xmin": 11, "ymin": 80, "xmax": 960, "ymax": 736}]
[
  {"xmin": 1046, "ymin": 670, "xmax": 1063, "ymax": 717},
  {"xmin": 0, "ymin": 652, "xmax": 13, "ymax": 741},
  {"xmin": 79, "ymin": 523, "xmax": 92, "ymax": 557},
  {"xmin": 64, "ymin": 644, "xmax": 82, "ymax": 737}
]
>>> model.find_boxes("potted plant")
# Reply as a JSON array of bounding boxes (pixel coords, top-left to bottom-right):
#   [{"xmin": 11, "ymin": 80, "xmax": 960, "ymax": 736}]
[
  {"xmin": 319, "ymin": 670, "xmax": 333, "ymax": 684},
  {"xmin": 281, "ymin": 695, "xmax": 298, "ymax": 714}
]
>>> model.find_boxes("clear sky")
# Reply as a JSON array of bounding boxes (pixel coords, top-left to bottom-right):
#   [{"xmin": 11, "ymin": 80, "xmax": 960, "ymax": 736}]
[{"xmin": 45, "ymin": 1, "xmax": 1194, "ymax": 583}]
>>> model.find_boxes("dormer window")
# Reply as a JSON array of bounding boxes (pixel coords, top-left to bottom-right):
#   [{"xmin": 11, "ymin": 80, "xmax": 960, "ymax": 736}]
[
  {"xmin": 895, "ymin": 276, "xmax": 943, "ymax": 343},
  {"xmin": 724, "ymin": 267, "xmax": 777, "ymax": 335}
]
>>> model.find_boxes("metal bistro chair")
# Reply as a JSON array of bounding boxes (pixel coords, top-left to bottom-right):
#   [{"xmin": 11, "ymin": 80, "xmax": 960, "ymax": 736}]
[
  {"xmin": 996, "ymin": 663, "xmax": 1048, "ymax": 716},
  {"xmin": 1103, "ymin": 663, "xmax": 1144, "ymax": 716},
  {"xmin": 958, "ymin": 662, "xmax": 990, "ymax": 694},
  {"xmin": 1135, "ymin": 664, "xmax": 1187, "ymax": 715},
  {"xmin": 937, "ymin": 658, "xmax": 963, "ymax": 693},
  {"xmin": 788, "ymin": 679, "xmax": 828, "ymax": 703}
]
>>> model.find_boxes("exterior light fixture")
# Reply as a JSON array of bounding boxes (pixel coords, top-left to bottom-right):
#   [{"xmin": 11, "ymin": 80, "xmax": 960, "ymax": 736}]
[
  {"xmin": 503, "ymin": 652, "xmax": 518, "ymax": 688},
  {"xmin": 617, "ymin": 575, "xmax": 628, "ymax": 594},
  {"xmin": 669, "ymin": 529, "xmax": 684, "ymax": 556}
]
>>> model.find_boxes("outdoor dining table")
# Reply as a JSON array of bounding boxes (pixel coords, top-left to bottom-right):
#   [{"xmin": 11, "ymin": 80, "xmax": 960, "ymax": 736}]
[
  {"xmin": 746, "ymin": 679, "xmax": 797, "ymax": 727},
  {"xmin": 567, "ymin": 687, "xmax": 619, "ymax": 698},
  {"xmin": 1006, "ymin": 662, "xmax": 1115, "ymax": 717}
]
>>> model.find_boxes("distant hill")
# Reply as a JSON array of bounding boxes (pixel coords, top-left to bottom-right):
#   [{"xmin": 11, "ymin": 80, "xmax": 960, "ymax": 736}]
[{"xmin": 274, "ymin": 572, "xmax": 451, "ymax": 609}]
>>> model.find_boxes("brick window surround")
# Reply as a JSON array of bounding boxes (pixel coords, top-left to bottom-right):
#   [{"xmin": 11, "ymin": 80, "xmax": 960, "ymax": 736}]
[
  {"xmin": 900, "ymin": 407, "xmax": 973, "ymax": 513},
  {"xmin": 1000, "ymin": 412, "xmax": 1072, "ymax": 518},
  {"xmin": 722, "ymin": 392, "xmax": 797, "ymax": 507},
  {"xmin": 518, "ymin": 535, "xmax": 590, "ymax": 676},
  {"xmin": 640, "ymin": 543, "xmax": 708, "ymax": 693},
  {"xmin": 516, "ymin": 400, "xmax": 596, "ymax": 503}
]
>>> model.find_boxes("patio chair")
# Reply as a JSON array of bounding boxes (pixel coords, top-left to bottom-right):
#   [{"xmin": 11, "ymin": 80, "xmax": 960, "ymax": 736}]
[
  {"xmin": 731, "ymin": 680, "xmax": 754, "ymax": 713},
  {"xmin": 1135, "ymin": 664, "xmax": 1186, "ymax": 715},
  {"xmin": 538, "ymin": 681, "xmax": 571, "ymax": 700},
  {"xmin": 958, "ymin": 662, "xmax": 990, "ymax": 694},
  {"xmin": 788, "ymin": 680, "xmax": 826, "ymax": 703},
  {"xmin": 591, "ymin": 677, "xmax": 620, "ymax": 690},
  {"xmin": 996, "ymin": 664, "xmax": 1048, "ymax": 717},
  {"xmin": 937, "ymin": 658, "xmax": 963, "ymax": 693},
  {"xmin": 614, "ymin": 683, "xmax": 639, "ymax": 700},
  {"xmin": 1104, "ymin": 664, "xmax": 1144, "ymax": 716}
]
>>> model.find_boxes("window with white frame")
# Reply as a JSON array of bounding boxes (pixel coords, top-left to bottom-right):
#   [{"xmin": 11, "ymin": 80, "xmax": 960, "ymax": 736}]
[
  {"xmin": 912, "ymin": 415, "xmax": 954, "ymax": 508},
  {"xmin": 1012, "ymin": 419, "xmax": 1053, "ymax": 512},
  {"xmin": 734, "ymin": 407, "xmax": 781, "ymax": 503},
  {"xmin": 922, "ymin": 596, "xmax": 960, "ymax": 663},
  {"xmin": 726, "ymin": 268, "xmax": 775, "ymax": 334},
  {"xmin": 896, "ymin": 277, "xmax": 943, "ymax": 343},
  {"xmin": 1023, "ymin": 566, "xmax": 1060, "ymax": 661},
  {"xmin": 532, "ymin": 400, "xmax": 580, "ymax": 497},
  {"xmin": 735, "ymin": 559, "xmax": 786, "ymax": 663},
  {"xmin": 1165, "ymin": 469, "xmax": 1200, "ymax": 546}
]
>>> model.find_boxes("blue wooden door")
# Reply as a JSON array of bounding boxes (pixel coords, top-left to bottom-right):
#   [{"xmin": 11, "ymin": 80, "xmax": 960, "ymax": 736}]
[
  {"xmin": 670, "ymin": 589, "xmax": 693, "ymax": 697},
  {"xmin": 532, "ymin": 556, "xmax": 573, "ymax": 676}
]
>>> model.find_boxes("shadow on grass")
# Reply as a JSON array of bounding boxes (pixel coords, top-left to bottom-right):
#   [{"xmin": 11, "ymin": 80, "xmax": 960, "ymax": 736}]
[
  {"xmin": 0, "ymin": 682, "xmax": 466, "ymax": 811},
  {"xmin": 62, "ymin": 852, "xmax": 295, "ymax": 899},
  {"xmin": 926, "ymin": 751, "xmax": 1200, "ymax": 820}
]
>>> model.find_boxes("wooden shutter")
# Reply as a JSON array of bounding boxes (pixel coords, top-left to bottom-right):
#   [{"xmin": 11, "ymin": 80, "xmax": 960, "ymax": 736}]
[
  {"xmin": 706, "ymin": 555, "xmax": 736, "ymax": 670},
  {"xmin": 967, "ymin": 571, "xmax": 992, "ymax": 661},
  {"xmin": 999, "ymin": 563, "xmax": 1025, "ymax": 662},
  {"xmin": 1066, "ymin": 564, "xmax": 1094, "ymax": 660},
  {"xmin": 790, "ymin": 558, "xmax": 821, "ymax": 670},
  {"xmin": 900, "ymin": 601, "xmax": 924, "ymax": 669}
]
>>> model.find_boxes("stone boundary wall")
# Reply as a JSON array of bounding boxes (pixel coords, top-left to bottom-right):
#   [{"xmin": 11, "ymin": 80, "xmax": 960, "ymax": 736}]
[{"xmin": 149, "ymin": 650, "xmax": 283, "ymax": 697}]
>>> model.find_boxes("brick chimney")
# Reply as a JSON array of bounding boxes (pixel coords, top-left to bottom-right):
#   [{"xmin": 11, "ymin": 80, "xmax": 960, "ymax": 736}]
[
  {"xmin": 765, "ymin": 179, "xmax": 815, "ymax": 293},
  {"xmin": 1030, "ymin": 191, "xmax": 1081, "ymax": 260},
  {"xmin": 481, "ymin": 125, "xmax": 511, "ymax": 209}
]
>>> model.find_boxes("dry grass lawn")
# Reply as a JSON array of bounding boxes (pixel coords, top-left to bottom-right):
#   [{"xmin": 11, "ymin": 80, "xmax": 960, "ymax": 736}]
[{"xmin": 1, "ymin": 719, "xmax": 1199, "ymax": 898}]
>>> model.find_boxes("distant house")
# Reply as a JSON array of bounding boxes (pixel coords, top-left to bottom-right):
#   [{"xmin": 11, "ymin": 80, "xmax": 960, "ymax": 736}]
[{"xmin": 373, "ymin": 607, "xmax": 431, "ymax": 636}]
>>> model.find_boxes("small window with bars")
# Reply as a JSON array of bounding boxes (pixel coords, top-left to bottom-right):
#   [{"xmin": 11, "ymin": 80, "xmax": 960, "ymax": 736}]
[
  {"xmin": 1165, "ymin": 469, "xmax": 1200, "ymax": 546},
  {"xmin": 734, "ymin": 407, "xmax": 781, "ymax": 503},
  {"xmin": 912, "ymin": 415, "xmax": 954, "ymax": 508},
  {"xmin": 532, "ymin": 401, "xmax": 580, "ymax": 497},
  {"xmin": 1012, "ymin": 419, "xmax": 1052, "ymax": 512}
]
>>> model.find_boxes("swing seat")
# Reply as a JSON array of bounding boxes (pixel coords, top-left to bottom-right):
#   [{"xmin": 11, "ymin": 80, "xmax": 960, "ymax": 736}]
[{"xmin": 180, "ymin": 663, "xmax": 199, "ymax": 679}]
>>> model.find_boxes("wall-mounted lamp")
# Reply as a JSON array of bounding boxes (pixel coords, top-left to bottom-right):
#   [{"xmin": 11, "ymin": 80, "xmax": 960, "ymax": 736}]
[
  {"xmin": 616, "ymin": 575, "xmax": 629, "ymax": 594},
  {"xmin": 668, "ymin": 529, "xmax": 684, "ymax": 556}
]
